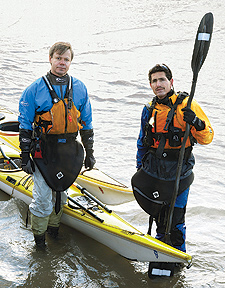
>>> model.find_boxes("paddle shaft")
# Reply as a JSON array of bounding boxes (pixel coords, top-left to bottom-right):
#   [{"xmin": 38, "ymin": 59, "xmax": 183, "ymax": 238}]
[
  {"xmin": 67, "ymin": 195, "xmax": 104, "ymax": 223},
  {"xmin": 75, "ymin": 183, "xmax": 112, "ymax": 213},
  {"xmin": 164, "ymin": 77, "xmax": 197, "ymax": 242},
  {"xmin": 164, "ymin": 12, "xmax": 213, "ymax": 243}
]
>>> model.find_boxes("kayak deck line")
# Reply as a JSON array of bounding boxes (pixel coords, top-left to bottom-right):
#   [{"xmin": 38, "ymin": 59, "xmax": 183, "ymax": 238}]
[
  {"xmin": 79, "ymin": 167, "xmax": 128, "ymax": 188},
  {"xmin": 76, "ymin": 175, "xmax": 132, "ymax": 192},
  {"xmin": 75, "ymin": 176, "xmax": 135, "ymax": 204}
]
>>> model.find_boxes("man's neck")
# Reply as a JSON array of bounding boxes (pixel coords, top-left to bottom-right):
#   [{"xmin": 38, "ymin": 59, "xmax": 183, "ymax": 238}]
[
  {"xmin": 156, "ymin": 90, "xmax": 174, "ymax": 105},
  {"xmin": 48, "ymin": 71, "xmax": 69, "ymax": 85}
]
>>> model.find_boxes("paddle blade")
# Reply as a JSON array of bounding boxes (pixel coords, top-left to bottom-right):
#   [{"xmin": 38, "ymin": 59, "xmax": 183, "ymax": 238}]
[{"xmin": 191, "ymin": 12, "xmax": 213, "ymax": 75}]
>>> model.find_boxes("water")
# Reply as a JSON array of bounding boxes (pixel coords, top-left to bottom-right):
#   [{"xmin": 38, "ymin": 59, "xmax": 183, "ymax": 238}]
[{"xmin": 0, "ymin": 0, "xmax": 225, "ymax": 287}]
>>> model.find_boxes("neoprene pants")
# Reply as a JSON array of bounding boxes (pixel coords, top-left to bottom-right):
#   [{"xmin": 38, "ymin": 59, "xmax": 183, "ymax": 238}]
[{"xmin": 154, "ymin": 187, "xmax": 189, "ymax": 252}]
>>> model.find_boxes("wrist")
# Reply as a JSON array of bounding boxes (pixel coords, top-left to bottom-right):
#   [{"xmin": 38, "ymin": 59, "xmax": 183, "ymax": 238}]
[
  {"xmin": 80, "ymin": 129, "xmax": 94, "ymax": 150},
  {"xmin": 85, "ymin": 148, "xmax": 94, "ymax": 156},
  {"xmin": 19, "ymin": 129, "xmax": 32, "ymax": 151},
  {"xmin": 191, "ymin": 116, "xmax": 197, "ymax": 125},
  {"xmin": 21, "ymin": 152, "xmax": 30, "ymax": 165},
  {"xmin": 193, "ymin": 118, "xmax": 205, "ymax": 131},
  {"xmin": 21, "ymin": 151, "xmax": 30, "ymax": 156}
]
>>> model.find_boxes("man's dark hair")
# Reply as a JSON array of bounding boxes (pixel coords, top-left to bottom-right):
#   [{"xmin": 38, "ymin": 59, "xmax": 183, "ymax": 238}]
[
  {"xmin": 148, "ymin": 64, "xmax": 172, "ymax": 83},
  {"xmin": 49, "ymin": 42, "xmax": 74, "ymax": 61}
]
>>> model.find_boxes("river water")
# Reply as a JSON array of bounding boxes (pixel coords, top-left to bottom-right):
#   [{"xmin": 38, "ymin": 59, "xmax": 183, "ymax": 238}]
[{"xmin": 0, "ymin": 0, "xmax": 225, "ymax": 287}]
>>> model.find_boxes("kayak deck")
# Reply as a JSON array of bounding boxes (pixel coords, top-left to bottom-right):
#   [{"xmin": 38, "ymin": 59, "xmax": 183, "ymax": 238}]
[{"xmin": 76, "ymin": 167, "xmax": 134, "ymax": 204}]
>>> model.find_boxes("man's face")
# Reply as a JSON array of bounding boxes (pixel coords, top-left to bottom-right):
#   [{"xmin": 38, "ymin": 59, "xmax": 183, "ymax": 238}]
[
  {"xmin": 49, "ymin": 49, "xmax": 72, "ymax": 77},
  {"xmin": 150, "ymin": 71, "xmax": 173, "ymax": 100}
]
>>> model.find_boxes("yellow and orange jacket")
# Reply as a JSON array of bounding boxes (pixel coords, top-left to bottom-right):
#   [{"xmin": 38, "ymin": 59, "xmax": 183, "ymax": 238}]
[
  {"xmin": 34, "ymin": 98, "xmax": 82, "ymax": 135},
  {"xmin": 136, "ymin": 93, "xmax": 214, "ymax": 169}
]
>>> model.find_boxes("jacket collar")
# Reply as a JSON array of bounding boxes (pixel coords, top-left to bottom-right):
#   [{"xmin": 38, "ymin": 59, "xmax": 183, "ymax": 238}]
[{"xmin": 156, "ymin": 89, "xmax": 174, "ymax": 105}]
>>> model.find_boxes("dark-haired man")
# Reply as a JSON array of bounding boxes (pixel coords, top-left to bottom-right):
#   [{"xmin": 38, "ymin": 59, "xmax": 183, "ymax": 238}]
[
  {"xmin": 132, "ymin": 63, "xmax": 213, "ymax": 254},
  {"xmin": 18, "ymin": 42, "xmax": 95, "ymax": 248}
]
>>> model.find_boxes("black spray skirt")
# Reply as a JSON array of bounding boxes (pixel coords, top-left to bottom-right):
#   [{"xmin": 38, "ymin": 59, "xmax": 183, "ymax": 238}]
[
  {"xmin": 131, "ymin": 168, "xmax": 194, "ymax": 219},
  {"xmin": 32, "ymin": 133, "xmax": 84, "ymax": 192}
]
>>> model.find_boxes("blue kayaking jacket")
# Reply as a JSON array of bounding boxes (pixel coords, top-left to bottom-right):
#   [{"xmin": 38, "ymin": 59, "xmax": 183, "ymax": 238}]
[{"xmin": 18, "ymin": 75, "xmax": 93, "ymax": 131}]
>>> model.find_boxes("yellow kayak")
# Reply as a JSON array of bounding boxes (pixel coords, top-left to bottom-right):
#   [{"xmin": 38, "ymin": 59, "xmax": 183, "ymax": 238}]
[
  {"xmin": 0, "ymin": 107, "xmax": 134, "ymax": 205},
  {"xmin": 0, "ymin": 143, "xmax": 192, "ymax": 265},
  {"xmin": 0, "ymin": 107, "xmax": 20, "ymax": 151}
]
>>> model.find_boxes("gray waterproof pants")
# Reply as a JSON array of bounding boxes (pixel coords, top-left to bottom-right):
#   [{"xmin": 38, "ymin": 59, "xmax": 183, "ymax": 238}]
[{"xmin": 29, "ymin": 165, "xmax": 67, "ymax": 235}]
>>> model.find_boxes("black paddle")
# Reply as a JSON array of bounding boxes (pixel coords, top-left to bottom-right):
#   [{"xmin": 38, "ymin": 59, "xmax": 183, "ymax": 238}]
[
  {"xmin": 0, "ymin": 146, "xmax": 20, "ymax": 169},
  {"xmin": 74, "ymin": 182, "xmax": 112, "ymax": 213},
  {"xmin": 164, "ymin": 12, "xmax": 214, "ymax": 244},
  {"xmin": 67, "ymin": 195, "xmax": 104, "ymax": 223}
]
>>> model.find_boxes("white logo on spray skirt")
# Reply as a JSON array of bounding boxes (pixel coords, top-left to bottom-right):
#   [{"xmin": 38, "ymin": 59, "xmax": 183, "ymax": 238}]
[
  {"xmin": 56, "ymin": 172, "xmax": 64, "ymax": 180},
  {"xmin": 153, "ymin": 191, "xmax": 160, "ymax": 198}
]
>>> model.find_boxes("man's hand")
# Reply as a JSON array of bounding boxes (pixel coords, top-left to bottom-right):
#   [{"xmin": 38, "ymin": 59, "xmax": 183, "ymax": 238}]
[
  {"xmin": 84, "ymin": 149, "xmax": 96, "ymax": 170},
  {"xmin": 80, "ymin": 129, "xmax": 96, "ymax": 170},
  {"xmin": 182, "ymin": 107, "xmax": 205, "ymax": 131},
  {"xmin": 182, "ymin": 107, "xmax": 196, "ymax": 124},
  {"xmin": 21, "ymin": 152, "xmax": 35, "ymax": 174}
]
